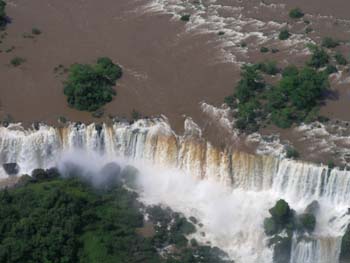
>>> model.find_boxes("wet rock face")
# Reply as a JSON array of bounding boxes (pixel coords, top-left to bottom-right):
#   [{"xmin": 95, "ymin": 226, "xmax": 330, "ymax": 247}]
[
  {"xmin": 304, "ymin": 200, "xmax": 320, "ymax": 215},
  {"xmin": 2, "ymin": 163, "xmax": 20, "ymax": 176}
]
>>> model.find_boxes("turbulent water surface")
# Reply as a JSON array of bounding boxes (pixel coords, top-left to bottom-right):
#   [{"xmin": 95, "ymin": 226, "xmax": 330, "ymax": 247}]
[{"xmin": 0, "ymin": 119, "xmax": 350, "ymax": 263}]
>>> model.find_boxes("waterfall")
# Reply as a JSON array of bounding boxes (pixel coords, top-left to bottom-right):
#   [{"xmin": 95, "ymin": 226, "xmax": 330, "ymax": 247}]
[{"xmin": 0, "ymin": 119, "xmax": 349, "ymax": 263}]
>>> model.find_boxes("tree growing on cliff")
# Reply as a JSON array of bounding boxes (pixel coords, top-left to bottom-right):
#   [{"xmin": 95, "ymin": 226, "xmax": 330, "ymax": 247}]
[{"xmin": 63, "ymin": 57, "xmax": 122, "ymax": 111}]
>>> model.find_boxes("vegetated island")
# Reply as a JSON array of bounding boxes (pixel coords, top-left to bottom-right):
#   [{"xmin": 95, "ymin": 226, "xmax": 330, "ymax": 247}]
[
  {"xmin": 63, "ymin": 57, "xmax": 123, "ymax": 112},
  {"xmin": 224, "ymin": 42, "xmax": 348, "ymax": 134}
]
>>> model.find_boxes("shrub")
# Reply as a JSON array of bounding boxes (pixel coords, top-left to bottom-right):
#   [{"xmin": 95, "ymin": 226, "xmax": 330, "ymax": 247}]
[
  {"xmin": 180, "ymin": 14, "xmax": 191, "ymax": 22},
  {"xmin": 131, "ymin": 109, "xmax": 141, "ymax": 120},
  {"xmin": 271, "ymin": 108, "xmax": 293, "ymax": 128},
  {"xmin": 279, "ymin": 29, "xmax": 291, "ymax": 40},
  {"xmin": 217, "ymin": 31, "xmax": 225, "ymax": 36},
  {"xmin": 264, "ymin": 217, "xmax": 277, "ymax": 235},
  {"xmin": 31, "ymin": 27, "xmax": 42, "ymax": 35},
  {"xmin": 282, "ymin": 65, "xmax": 299, "ymax": 77},
  {"xmin": 289, "ymin": 8, "xmax": 304, "ymax": 19},
  {"xmin": 256, "ymin": 61, "xmax": 279, "ymax": 75},
  {"xmin": 260, "ymin": 46, "xmax": 269, "ymax": 53},
  {"xmin": 285, "ymin": 146, "xmax": 299, "ymax": 159},
  {"xmin": 324, "ymin": 64, "xmax": 338, "ymax": 75},
  {"xmin": 10, "ymin": 57, "xmax": 25, "ymax": 67},
  {"xmin": 305, "ymin": 27, "xmax": 313, "ymax": 34},
  {"xmin": 224, "ymin": 94, "xmax": 235, "ymax": 108},
  {"xmin": 321, "ymin": 37, "xmax": 339, "ymax": 48},
  {"xmin": 298, "ymin": 213, "xmax": 316, "ymax": 233},
  {"xmin": 269, "ymin": 199, "xmax": 291, "ymax": 224},
  {"xmin": 328, "ymin": 160, "xmax": 335, "ymax": 169},
  {"xmin": 307, "ymin": 45, "xmax": 329, "ymax": 68},
  {"xmin": 63, "ymin": 57, "xmax": 122, "ymax": 111},
  {"xmin": 335, "ymin": 52, "xmax": 348, "ymax": 65}
]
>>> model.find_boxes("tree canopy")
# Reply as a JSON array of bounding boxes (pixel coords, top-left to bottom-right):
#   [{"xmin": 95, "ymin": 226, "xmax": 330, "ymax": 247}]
[
  {"xmin": 0, "ymin": 173, "xmax": 232, "ymax": 263},
  {"xmin": 225, "ymin": 62, "xmax": 329, "ymax": 133},
  {"xmin": 63, "ymin": 57, "xmax": 122, "ymax": 112}
]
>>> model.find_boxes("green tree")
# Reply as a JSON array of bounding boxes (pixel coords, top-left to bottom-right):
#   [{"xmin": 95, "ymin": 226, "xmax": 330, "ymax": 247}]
[
  {"xmin": 335, "ymin": 52, "xmax": 348, "ymax": 65},
  {"xmin": 289, "ymin": 8, "xmax": 304, "ymax": 19},
  {"xmin": 279, "ymin": 29, "xmax": 291, "ymax": 40},
  {"xmin": 307, "ymin": 45, "xmax": 329, "ymax": 68},
  {"xmin": 63, "ymin": 58, "xmax": 122, "ymax": 111},
  {"xmin": 321, "ymin": 37, "xmax": 339, "ymax": 48}
]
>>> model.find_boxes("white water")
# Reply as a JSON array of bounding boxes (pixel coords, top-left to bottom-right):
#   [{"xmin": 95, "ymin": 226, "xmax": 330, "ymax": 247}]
[{"xmin": 0, "ymin": 119, "xmax": 350, "ymax": 263}]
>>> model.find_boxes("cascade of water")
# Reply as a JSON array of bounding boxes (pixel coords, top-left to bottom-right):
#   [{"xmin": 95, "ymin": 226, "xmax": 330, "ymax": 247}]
[{"xmin": 0, "ymin": 120, "xmax": 350, "ymax": 263}]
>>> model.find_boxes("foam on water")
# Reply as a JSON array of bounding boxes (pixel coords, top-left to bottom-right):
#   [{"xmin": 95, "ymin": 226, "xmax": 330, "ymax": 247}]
[{"xmin": 139, "ymin": 0, "xmax": 313, "ymax": 63}]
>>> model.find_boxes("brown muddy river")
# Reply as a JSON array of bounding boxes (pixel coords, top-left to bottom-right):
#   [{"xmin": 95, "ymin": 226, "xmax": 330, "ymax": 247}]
[{"xmin": 1, "ymin": 0, "xmax": 350, "ymax": 163}]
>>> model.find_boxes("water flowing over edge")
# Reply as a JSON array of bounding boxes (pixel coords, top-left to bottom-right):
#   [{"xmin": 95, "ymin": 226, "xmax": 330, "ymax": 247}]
[{"xmin": 0, "ymin": 118, "xmax": 349, "ymax": 263}]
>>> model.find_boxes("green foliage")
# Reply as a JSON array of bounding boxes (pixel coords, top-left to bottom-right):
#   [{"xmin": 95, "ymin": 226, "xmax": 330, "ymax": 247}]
[
  {"xmin": 131, "ymin": 109, "xmax": 142, "ymax": 120},
  {"xmin": 224, "ymin": 95, "xmax": 235, "ymax": 108},
  {"xmin": 268, "ymin": 66, "xmax": 328, "ymax": 127},
  {"xmin": 31, "ymin": 28, "xmax": 42, "ymax": 35},
  {"xmin": 269, "ymin": 199, "xmax": 291, "ymax": 224},
  {"xmin": 218, "ymin": 31, "xmax": 225, "ymax": 36},
  {"xmin": 307, "ymin": 45, "xmax": 329, "ymax": 68},
  {"xmin": 180, "ymin": 14, "xmax": 191, "ymax": 22},
  {"xmin": 10, "ymin": 57, "xmax": 25, "ymax": 67},
  {"xmin": 256, "ymin": 61, "xmax": 279, "ymax": 75},
  {"xmin": 305, "ymin": 27, "xmax": 313, "ymax": 34},
  {"xmin": 63, "ymin": 57, "xmax": 122, "ymax": 111},
  {"xmin": 285, "ymin": 146, "xmax": 299, "ymax": 159},
  {"xmin": 321, "ymin": 37, "xmax": 339, "ymax": 48},
  {"xmin": 260, "ymin": 46, "xmax": 269, "ymax": 53},
  {"xmin": 264, "ymin": 217, "xmax": 278, "ymax": 236},
  {"xmin": 289, "ymin": 8, "xmax": 304, "ymax": 19},
  {"xmin": 298, "ymin": 213, "xmax": 316, "ymax": 233},
  {"xmin": 231, "ymin": 65, "xmax": 265, "ymax": 133},
  {"xmin": 335, "ymin": 52, "xmax": 348, "ymax": 65},
  {"xmin": 0, "ymin": 176, "xmax": 232, "ymax": 263},
  {"xmin": 324, "ymin": 64, "xmax": 338, "ymax": 75},
  {"xmin": 227, "ymin": 63, "xmax": 329, "ymax": 132},
  {"xmin": 264, "ymin": 200, "xmax": 318, "ymax": 263},
  {"xmin": 279, "ymin": 29, "xmax": 291, "ymax": 40},
  {"xmin": 0, "ymin": 0, "xmax": 6, "ymax": 28},
  {"xmin": 327, "ymin": 160, "xmax": 335, "ymax": 169}
]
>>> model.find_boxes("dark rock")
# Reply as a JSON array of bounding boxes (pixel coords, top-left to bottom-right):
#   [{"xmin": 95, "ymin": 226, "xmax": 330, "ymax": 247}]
[
  {"xmin": 46, "ymin": 167, "xmax": 60, "ymax": 179},
  {"xmin": 95, "ymin": 123, "xmax": 103, "ymax": 135},
  {"xmin": 272, "ymin": 235, "xmax": 292, "ymax": 263},
  {"xmin": 31, "ymin": 169, "xmax": 49, "ymax": 181},
  {"xmin": 304, "ymin": 200, "xmax": 320, "ymax": 215},
  {"xmin": 340, "ymin": 225, "xmax": 350, "ymax": 261},
  {"xmin": 189, "ymin": 216, "xmax": 198, "ymax": 224},
  {"xmin": 2, "ymin": 163, "xmax": 20, "ymax": 176},
  {"xmin": 60, "ymin": 161, "xmax": 84, "ymax": 178},
  {"xmin": 97, "ymin": 162, "xmax": 122, "ymax": 188}
]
